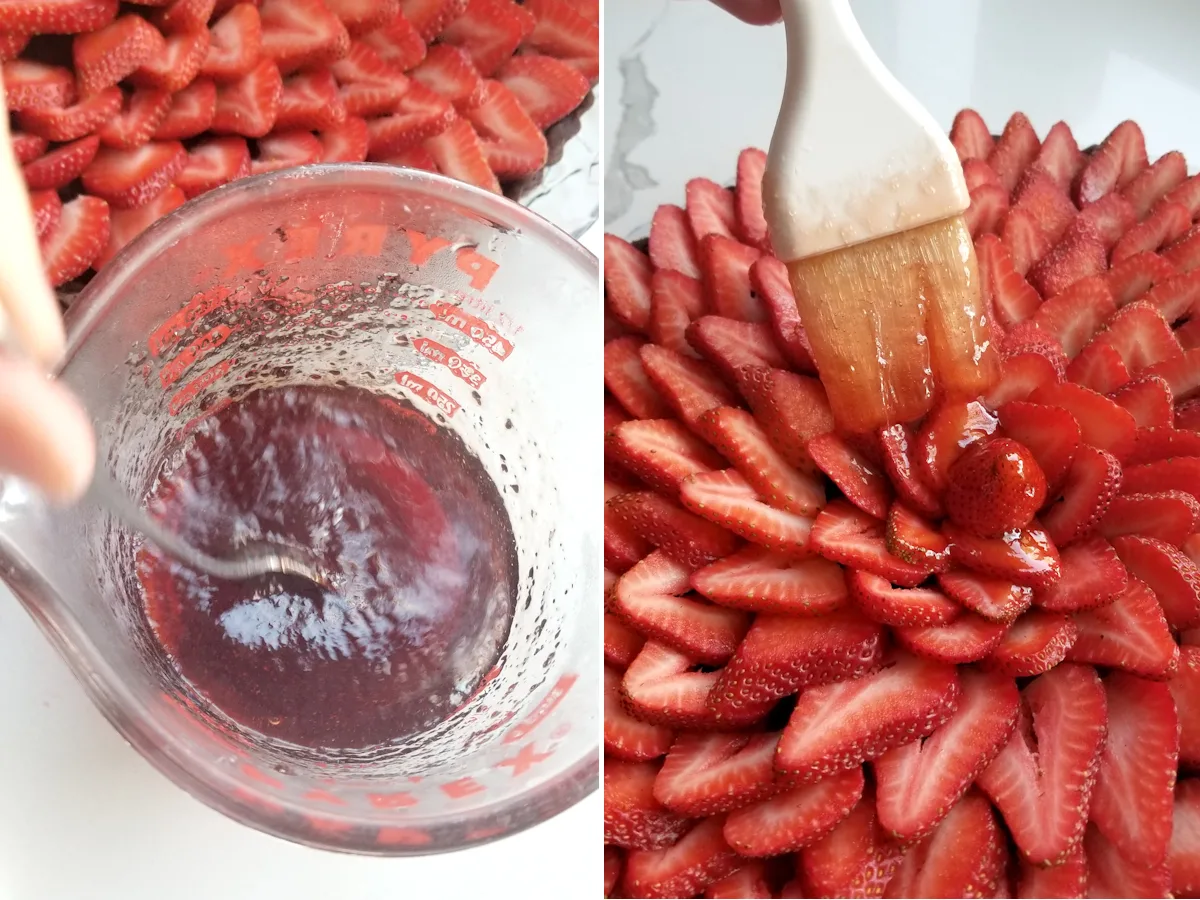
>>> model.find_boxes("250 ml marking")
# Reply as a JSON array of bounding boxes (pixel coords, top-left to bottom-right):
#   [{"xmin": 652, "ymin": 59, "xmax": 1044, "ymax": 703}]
[
  {"xmin": 395, "ymin": 371, "xmax": 460, "ymax": 418},
  {"xmin": 412, "ymin": 337, "xmax": 487, "ymax": 389}
]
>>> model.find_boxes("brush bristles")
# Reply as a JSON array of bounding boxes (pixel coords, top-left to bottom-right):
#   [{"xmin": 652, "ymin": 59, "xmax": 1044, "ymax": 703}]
[{"xmin": 785, "ymin": 216, "xmax": 999, "ymax": 434}]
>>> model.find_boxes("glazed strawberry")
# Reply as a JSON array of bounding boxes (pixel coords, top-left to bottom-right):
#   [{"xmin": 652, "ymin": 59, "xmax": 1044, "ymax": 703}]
[
  {"xmin": 39, "ymin": 194, "xmax": 110, "ymax": 287},
  {"xmin": 464, "ymin": 79, "xmax": 548, "ymax": 178},
  {"xmin": 648, "ymin": 269, "xmax": 705, "ymax": 357},
  {"xmin": 1112, "ymin": 534, "xmax": 1200, "ymax": 629},
  {"xmin": 806, "ymin": 433, "xmax": 891, "ymax": 520},
  {"xmin": 885, "ymin": 503, "xmax": 949, "ymax": 571},
  {"xmin": 752, "ymin": 256, "xmax": 817, "ymax": 373},
  {"xmin": 397, "ymin": 0, "xmax": 467, "ymax": 41},
  {"xmin": 16, "ymin": 84, "xmax": 123, "ymax": 143},
  {"xmin": 1171, "ymin": 779, "xmax": 1200, "ymax": 895},
  {"xmin": 604, "ymin": 758, "xmax": 690, "ymax": 850},
  {"xmin": 707, "ymin": 610, "xmax": 883, "ymax": 727},
  {"xmin": 174, "ymin": 135, "xmax": 251, "ymax": 198},
  {"xmin": 259, "ymin": 0, "xmax": 351, "ymax": 74},
  {"xmin": 685, "ymin": 316, "xmax": 788, "ymax": 383},
  {"xmin": 976, "ymin": 663, "xmax": 1107, "ymax": 865},
  {"xmin": 949, "ymin": 108, "xmax": 993, "ymax": 162},
  {"xmin": 986, "ymin": 610, "xmax": 1077, "ymax": 677},
  {"xmin": 685, "ymin": 177, "xmax": 737, "ymax": 242},
  {"xmin": 892, "ymin": 613, "xmax": 1010, "ymax": 664},
  {"xmin": 1100, "ymin": 491, "xmax": 1200, "ymax": 549},
  {"xmin": 608, "ymin": 490, "xmax": 740, "ymax": 570},
  {"xmin": 847, "ymin": 571, "xmax": 960, "ymax": 628},
  {"xmin": 983, "ymin": 353, "xmax": 1060, "ymax": 409},
  {"xmin": 995, "ymin": 401, "xmax": 1080, "ymax": 492},
  {"xmin": 1067, "ymin": 577, "xmax": 1178, "ymax": 678},
  {"xmin": 0, "ymin": 0, "xmax": 117, "ymax": 34},
  {"xmin": 734, "ymin": 366, "xmax": 833, "ymax": 470},
  {"xmin": 639, "ymin": 345, "xmax": 738, "ymax": 429},
  {"xmin": 522, "ymin": 0, "xmax": 598, "ymax": 81},
  {"xmin": 810, "ymin": 501, "xmax": 932, "ymax": 588},
  {"xmin": 1111, "ymin": 374, "xmax": 1175, "ymax": 428},
  {"xmin": 800, "ymin": 788, "xmax": 903, "ymax": 899},
  {"xmin": 647, "ymin": 204, "xmax": 701, "ymax": 280},
  {"xmin": 1171, "ymin": 647, "xmax": 1200, "ymax": 766},
  {"xmin": 94, "ymin": 183, "xmax": 185, "ymax": 269},
  {"xmin": 1034, "ymin": 534, "xmax": 1127, "ymax": 613},
  {"xmin": 619, "ymin": 817, "xmax": 741, "ymax": 900},
  {"xmin": 678, "ymin": 469, "xmax": 814, "ymax": 556},
  {"xmin": 652, "ymin": 731, "xmax": 779, "ymax": 817},
  {"xmin": 1077, "ymin": 119, "xmax": 1149, "ymax": 205},
  {"xmin": 945, "ymin": 522, "xmax": 1061, "ymax": 589},
  {"xmin": 200, "ymin": 3, "xmax": 263, "ymax": 81},
  {"xmin": 689, "ymin": 547, "xmax": 848, "ymax": 616},
  {"xmin": 409, "ymin": 43, "xmax": 483, "ymax": 110},
  {"xmin": 1129, "ymin": 426, "xmax": 1200, "ymax": 465},
  {"xmin": 82, "ymin": 140, "xmax": 187, "ymax": 209},
  {"xmin": 776, "ymin": 652, "xmax": 960, "ymax": 783},
  {"xmin": 439, "ymin": 0, "xmax": 533, "ymax": 77},
  {"xmin": 621, "ymin": 641, "xmax": 721, "ymax": 730},
  {"xmin": 699, "ymin": 234, "xmax": 765, "ymax": 323},
  {"xmin": 914, "ymin": 399, "xmax": 998, "ymax": 494},
  {"xmin": 943, "ymin": 437, "xmax": 1047, "ymax": 537},
  {"xmin": 211, "ymin": 58, "xmax": 282, "ymax": 138},
  {"xmin": 3, "ymin": 60, "xmax": 75, "ymax": 111},
  {"xmin": 734, "ymin": 147, "xmax": 770, "ymax": 252},
  {"xmin": 938, "ymin": 571, "xmax": 1033, "ymax": 623},
  {"xmin": 723, "ymin": 768, "xmax": 864, "ymax": 858},
  {"xmin": 976, "ymin": 234, "xmax": 1041, "ymax": 329},
  {"xmin": 250, "ymin": 130, "xmax": 322, "ymax": 174},
  {"xmin": 1146, "ymin": 348, "xmax": 1200, "ymax": 402},
  {"xmin": 1065, "ymin": 338, "xmax": 1129, "ymax": 394},
  {"xmin": 1030, "ymin": 381, "xmax": 1136, "ymax": 461},
  {"xmin": 73, "ymin": 15, "xmax": 164, "ymax": 96}
]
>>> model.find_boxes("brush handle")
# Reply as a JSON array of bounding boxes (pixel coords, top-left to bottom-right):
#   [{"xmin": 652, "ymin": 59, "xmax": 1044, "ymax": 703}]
[{"xmin": 763, "ymin": 0, "xmax": 969, "ymax": 261}]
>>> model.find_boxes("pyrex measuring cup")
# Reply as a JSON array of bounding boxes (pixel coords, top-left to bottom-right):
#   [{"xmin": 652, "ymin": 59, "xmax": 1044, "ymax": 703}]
[{"xmin": 0, "ymin": 165, "xmax": 600, "ymax": 855}]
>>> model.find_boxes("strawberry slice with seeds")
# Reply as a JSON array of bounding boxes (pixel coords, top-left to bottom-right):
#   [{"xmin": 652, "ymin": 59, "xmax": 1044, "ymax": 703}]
[
  {"xmin": 1012, "ymin": 168, "xmax": 1076, "ymax": 244},
  {"xmin": 620, "ymin": 817, "xmax": 741, "ymax": 900},
  {"xmin": 603, "ymin": 234, "xmax": 652, "ymax": 332},
  {"xmin": 82, "ymin": 140, "xmax": 187, "ymax": 208},
  {"xmin": 647, "ymin": 204, "xmax": 700, "ymax": 280},
  {"xmin": 1101, "ymin": 490, "xmax": 1200, "ymax": 546},
  {"xmin": 977, "ymin": 663, "xmax": 1106, "ymax": 865},
  {"xmin": 950, "ymin": 108, "xmax": 993, "ymax": 161},
  {"xmin": 277, "ymin": 68, "xmax": 347, "ymax": 129},
  {"xmin": 875, "ymin": 668, "xmax": 1017, "ymax": 846},
  {"xmin": 1171, "ymin": 779, "xmax": 1200, "ymax": 895},
  {"xmin": 16, "ymin": 84, "xmax": 122, "ymax": 142},
  {"xmin": 12, "ymin": 132, "xmax": 48, "ymax": 165},
  {"xmin": 690, "ymin": 547, "xmax": 848, "ymax": 616},
  {"xmin": 915, "ymin": 399, "xmax": 999, "ymax": 495},
  {"xmin": 945, "ymin": 522, "xmax": 1061, "ymax": 589},
  {"xmin": 696, "ymin": 407, "xmax": 824, "ymax": 516},
  {"xmin": 604, "ymin": 758, "xmax": 690, "ymax": 850},
  {"xmin": 1000, "ymin": 207, "xmax": 1051, "ymax": 275},
  {"xmin": 810, "ymin": 501, "xmax": 931, "ymax": 588},
  {"xmin": 495, "ymin": 52, "xmax": 587, "ymax": 129},
  {"xmin": 211, "ymin": 58, "xmax": 282, "ymax": 138},
  {"xmin": 3, "ymin": 61, "xmax": 75, "ymax": 111},
  {"xmin": 987, "ymin": 112, "xmax": 1039, "ymax": 194},
  {"xmin": 153, "ymin": 0, "xmax": 216, "ymax": 33},
  {"xmin": 1029, "ymin": 276, "xmax": 1115, "ymax": 359},
  {"xmin": 1129, "ymin": 426, "xmax": 1200, "ymax": 464},
  {"xmin": 996, "ymin": 400, "xmax": 1080, "ymax": 492},
  {"xmin": 1121, "ymin": 150, "xmax": 1188, "ymax": 219},
  {"xmin": 360, "ymin": 9, "xmax": 426, "ymax": 70},
  {"xmin": 679, "ymin": 469, "xmax": 814, "ymax": 556},
  {"xmin": 368, "ymin": 81, "xmax": 455, "ymax": 155},
  {"xmin": 1104, "ymin": 250, "xmax": 1178, "ymax": 306},
  {"xmin": 983, "ymin": 352, "xmax": 1060, "ymax": 409},
  {"xmin": 1180, "ymin": 399, "xmax": 1200, "ymax": 430},
  {"xmin": 1087, "ymin": 824, "xmax": 1171, "ymax": 898},
  {"xmin": 409, "ymin": 43, "xmax": 483, "ymax": 109},
  {"xmin": 250, "ymin": 130, "xmax": 322, "ymax": 174},
  {"xmin": 878, "ymin": 424, "xmax": 942, "ymax": 518},
  {"xmin": 397, "ymin": 0, "xmax": 467, "ymax": 41},
  {"xmin": 985, "ymin": 609, "xmax": 1077, "ymax": 676},
  {"xmin": 1090, "ymin": 673, "xmax": 1178, "ymax": 867},
  {"xmin": 1067, "ymin": 577, "xmax": 1178, "ymax": 678},
  {"xmin": 464, "ymin": 79, "xmax": 547, "ymax": 178},
  {"xmin": 724, "ymin": 768, "xmax": 865, "ymax": 858},
  {"xmin": 885, "ymin": 503, "xmax": 949, "ymax": 572},
  {"xmin": 605, "ymin": 336, "xmax": 672, "ymax": 419},
  {"xmin": 29, "ymin": 189, "xmax": 61, "ymax": 239},
  {"xmin": 964, "ymin": 182, "xmax": 1008, "ymax": 238},
  {"xmin": 98, "ymin": 87, "xmax": 173, "ymax": 148},
  {"xmin": 1111, "ymin": 374, "xmax": 1174, "ymax": 428},
  {"xmin": 1122, "ymin": 455, "xmax": 1200, "ymax": 503},
  {"xmin": 259, "ymin": 0, "xmax": 351, "ymax": 74},
  {"xmin": 621, "ymin": 641, "xmax": 721, "ymax": 731},
  {"xmin": 707, "ymin": 610, "xmax": 883, "ymax": 727},
  {"xmin": 648, "ymin": 269, "xmax": 705, "ymax": 358},
  {"xmin": 733, "ymin": 147, "xmax": 770, "ymax": 252},
  {"xmin": 1168, "ymin": 171, "xmax": 1200, "ymax": 216},
  {"xmin": 776, "ymin": 652, "xmax": 961, "ymax": 784},
  {"xmin": 801, "ymin": 788, "xmax": 903, "ymax": 899},
  {"xmin": 175, "ymin": 135, "xmax": 250, "ymax": 198},
  {"xmin": 0, "ymin": 31, "xmax": 30, "ymax": 62},
  {"xmin": 39, "ymin": 194, "xmax": 110, "ymax": 286},
  {"xmin": 324, "ymin": 0, "xmax": 398, "ymax": 36},
  {"xmin": 200, "ymin": 4, "xmax": 263, "ymax": 81},
  {"xmin": 609, "ymin": 489, "xmax": 740, "ymax": 569},
  {"xmin": 605, "ymin": 612, "xmax": 644, "ymax": 670},
  {"xmin": 938, "ymin": 571, "xmax": 1032, "ymax": 623},
  {"xmin": 652, "ymin": 731, "xmax": 779, "ymax": 817},
  {"xmin": 1018, "ymin": 848, "xmax": 1088, "ymax": 899},
  {"xmin": 699, "ymin": 234, "xmax": 766, "ymax": 323},
  {"xmin": 1028, "ymin": 221, "xmax": 1107, "ymax": 299},
  {"xmin": 1032, "ymin": 120, "xmax": 1084, "ymax": 192},
  {"xmin": 604, "ymin": 481, "xmax": 650, "ymax": 573},
  {"xmin": 606, "ymin": 418, "xmax": 723, "ymax": 497},
  {"xmin": 1071, "ymin": 191, "xmax": 1137, "ymax": 251},
  {"xmin": 522, "ymin": 0, "xmax": 598, "ymax": 81},
  {"xmin": 734, "ymin": 366, "xmax": 832, "ymax": 470},
  {"xmin": 962, "ymin": 158, "xmax": 1000, "ymax": 191},
  {"xmin": 639, "ymin": 344, "xmax": 737, "ymax": 430},
  {"xmin": 806, "ymin": 432, "xmax": 891, "ymax": 520},
  {"xmin": 131, "ymin": 29, "xmax": 209, "ymax": 93},
  {"xmin": 1171, "ymin": 647, "xmax": 1200, "ymax": 766},
  {"xmin": 0, "ymin": 0, "xmax": 117, "ymax": 34},
  {"xmin": 94, "ymin": 182, "xmax": 185, "ymax": 269},
  {"xmin": 944, "ymin": 437, "xmax": 1047, "ymax": 538},
  {"xmin": 685, "ymin": 315, "xmax": 787, "ymax": 384},
  {"xmin": 685, "ymin": 177, "xmax": 737, "ymax": 242},
  {"xmin": 1065, "ymin": 338, "xmax": 1129, "ymax": 394},
  {"xmin": 23, "ymin": 135, "xmax": 101, "ymax": 190},
  {"xmin": 73, "ymin": 15, "xmax": 164, "ymax": 96},
  {"xmin": 612, "ymin": 550, "xmax": 749, "ymax": 666},
  {"xmin": 1145, "ymin": 347, "xmax": 1200, "ymax": 401},
  {"xmin": 703, "ymin": 863, "xmax": 770, "ymax": 900},
  {"xmin": 976, "ymin": 234, "xmax": 1040, "ymax": 329},
  {"xmin": 1034, "ymin": 534, "xmax": 1127, "ymax": 613},
  {"xmin": 1113, "ymin": 200, "xmax": 1192, "ymax": 263},
  {"xmin": 1112, "ymin": 534, "xmax": 1200, "ymax": 630},
  {"xmin": 893, "ymin": 613, "xmax": 1010, "ymax": 664},
  {"xmin": 439, "ymin": 0, "xmax": 533, "ymax": 77},
  {"xmin": 1041, "ymin": 444, "xmax": 1123, "ymax": 547},
  {"xmin": 1167, "ymin": 228, "xmax": 1200, "ymax": 278},
  {"xmin": 848, "ymin": 571, "xmax": 960, "ymax": 628},
  {"xmin": 1029, "ymin": 380, "xmax": 1136, "ymax": 461},
  {"xmin": 1077, "ymin": 119, "xmax": 1149, "ymax": 205},
  {"xmin": 317, "ymin": 116, "xmax": 368, "ymax": 161},
  {"xmin": 751, "ymin": 256, "xmax": 817, "ymax": 373}
]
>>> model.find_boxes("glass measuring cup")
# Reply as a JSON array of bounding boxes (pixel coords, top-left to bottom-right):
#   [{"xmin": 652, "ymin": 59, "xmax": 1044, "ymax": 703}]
[{"xmin": 0, "ymin": 165, "xmax": 600, "ymax": 855}]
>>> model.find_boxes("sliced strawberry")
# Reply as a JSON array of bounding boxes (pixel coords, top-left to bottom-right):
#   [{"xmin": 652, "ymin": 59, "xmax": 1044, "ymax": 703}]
[
  {"xmin": 877, "ymin": 425, "xmax": 942, "ymax": 518},
  {"xmin": 22, "ymin": 134, "xmax": 101, "ymax": 190},
  {"xmin": 810, "ymin": 501, "xmax": 931, "ymax": 588},
  {"xmin": 962, "ymin": 158, "xmax": 1001, "ymax": 192},
  {"xmin": 1032, "ymin": 120, "xmax": 1084, "ymax": 192},
  {"xmin": 1121, "ymin": 150, "xmax": 1188, "ymax": 219},
  {"xmin": 986, "ymin": 610, "xmax": 1077, "ymax": 677},
  {"xmin": 94, "ymin": 182, "xmax": 184, "ymax": 269},
  {"xmin": 640, "ymin": 345, "xmax": 738, "ymax": 430},
  {"xmin": 708, "ymin": 609, "xmax": 883, "ymax": 727},
  {"xmin": 1027, "ymin": 220, "xmax": 1107, "ymax": 299},
  {"xmin": 1065, "ymin": 338, "xmax": 1129, "ymax": 394},
  {"xmin": 175, "ymin": 135, "xmax": 250, "ymax": 198},
  {"xmin": 964, "ymin": 183, "xmax": 1008, "ymax": 238},
  {"xmin": 1112, "ymin": 534, "xmax": 1200, "ymax": 630},
  {"xmin": 938, "ymin": 571, "xmax": 1033, "ymax": 623},
  {"xmin": 11, "ymin": 131, "xmax": 48, "ymax": 165},
  {"xmin": 886, "ymin": 791, "xmax": 1008, "ymax": 899},
  {"xmin": 776, "ymin": 652, "xmax": 960, "ymax": 784},
  {"xmin": 1168, "ymin": 170, "xmax": 1200, "ymax": 216},
  {"xmin": 73, "ymin": 15, "xmax": 164, "ymax": 96},
  {"xmin": 885, "ymin": 502, "xmax": 949, "ymax": 571},
  {"xmin": 81, "ymin": 140, "xmax": 187, "ymax": 209},
  {"xmin": 409, "ymin": 43, "xmax": 482, "ymax": 109},
  {"xmin": 3, "ymin": 61, "xmax": 75, "ymax": 111},
  {"xmin": 1145, "ymin": 347, "xmax": 1200, "ymax": 401},
  {"xmin": 610, "ymin": 489, "xmax": 739, "ymax": 570},
  {"xmin": 976, "ymin": 233, "xmax": 1040, "ymax": 329},
  {"xmin": 498, "ymin": 52, "xmax": 591, "ymax": 130},
  {"xmin": 652, "ymin": 731, "xmax": 779, "ymax": 817},
  {"xmin": 620, "ymin": 817, "xmax": 741, "ymax": 900},
  {"xmin": 1123, "ymin": 455, "xmax": 1200, "ymax": 503},
  {"xmin": 893, "ymin": 613, "xmax": 1009, "ymax": 665},
  {"xmin": 1113, "ymin": 200, "xmax": 1192, "ymax": 263},
  {"xmin": 439, "ymin": 0, "xmax": 532, "ymax": 77},
  {"xmin": 724, "ymin": 768, "xmax": 865, "ymax": 858},
  {"xmin": 996, "ymin": 400, "xmax": 1080, "ymax": 491},
  {"xmin": 397, "ymin": 0, "xmax": 467, "ymax": 41},
  {"xmin": 703, "ymin": 862, "xmax": 770, "ymax": 900},
  {"xmin": 806, "ymin": 432, "xmax": 891, "ymax": 520},
  {"xmin": 1111, "ymin": 374, "xmax": 1174, "ymax": 428},
  {"xmin": 613, "ymin": 551, "xmax": 748, "ymax": 666},
  {"xmin": 605, "ymin": 479, "xmax": 651, "ymax": 572},
  {"xmin": 604, "ymin": 758, "xmax": 690, "ymax": 851},
  {"xmin": 1165, "ymin": 225, "xmax": 1200, "ymax": 274},
  {"xmin": 1129, "ymin": 426, "xmax": 1200, "ymax": 465},
  {"xmin": 1086, "ymin": 823, "xmax": 1171, "ymax": 898},
  {"xmin": 914, "ymin": 399, "xmax": 999, "ymax": 495},
  {"xmin": 946, "ymin": 522, "xmax": 1061, "ymax": 589},
  {"xmin": 983, "ymin": 352, "xmax": 1061, "ymax": 408},
  {"xmin": 97, "ymin": 87, "xmax": 172, "ymax": 148},
  {"xmin": 800, "ymin": 788, "xmax": 903, "ymax": 899},
  {"xmin": 606, "ymin": 667, "xmax": 676, "ymax": 760},
  {"xmin": 1067, "ymin": 577, "xmax": 1178, "ymax": 679},
  {"xmin": 685, "ymin": 315, "xmax": 787, "ymax": 384},
  {"xmin": 1012, "ymin": 167, "xmax": 1076, "ymax": 244},
  {"xmin": 1042, "ymin": 443, "xmax": 1123, "ymax": 547},
  {"xmin": 29, "ymin": 189, "xmax": 61, "ymax": 239},
  {"xmin": 1034, "ymin": 535, "xmax": 1127, "ymax": 613},
  {"xmin": 1170, "ymin": 779, "xmax": 1200, "ymax": 895},
  {"xmin": 277, "ymin": 68, "xmax": 347, "ymax": 129},
  {"xmin": 848, "ymin": 570, "xmax": 960, "ymax": 629},
  {"xmin": 699, "ymin": 234, "xmax": 765, "ymax": 323},
  {"xmin": 950, "ymin": 108, "xmax": 993, "ymax": 162},
  {"xmin": 1017, "ymin": 847, "xmax": 1086, "ymax": 899},
  {"xmin": 647, "ymin": 204, "xmax": 701, "ymax": 280},
  {"xmin": 131, "ymin": 29, "xmax": 209, "ymax": 93},
  {"xmin": 621, "ymin": 641, "xmax": 721, "ymax": 731},
  {"xmin": 607, "ymin": 418, "xmax": 723, "ymax": 498},
  {"xmin": 360, "ymin": 9, "xmax": 426, "ymax": 70},
  {"xmin": 153, "ymin": 0, "xmax": 216, "ymax": 33},
  {"xmin": 605, "ymin": 336, "xmax": 672, "ymax": 419},
  {"xmin": 1077, "ymin": 119, "xmax": 1149, "ymax": 205},
  {"xmin": 648, "ymin": 269, "xmax": 705, "ymax": 358},
  {"xmin": 733, "ymin": 147, "xmax": 770, "ymax": 251},
  {"xmin": 1029, "ymin": 276, "xmax": 1114, "ymax": 359},
  {"xmin": 210, "ymin": 57, "xmax": 282, "ymax": 138},
  {"xmin": 734, "ymin": 366, "xmax": 833, "ymax": 470},
  {"xmin": 1104, "ymin": 250, "xmax": 1178, "ymax": 306},
  {"xmin": 1170, "ymin": 647, "xmax": 1200, "ymax": 766},
  {"xmin": 0, "ymin": 31, "xmax": 31, "ymax": 62},
  {"xmin": 16, "ymin": 84, "xmax": 122, "ymax": 143},
  {"xmin": 464, "ymin": 79, "xmax": 547, "ymax": 178},
  {"xmin": 690, "ymin": 547, "xmax": 848, "ymax": 617},
  {"xmin": 39, "ymin": 194, "xmax": 110, "ymax": 286},
  {"xmin": 250, "ymin": 130, "xmax": 322, "ymax": 174},
  {"xmin": 521, "ymin": 0, "xmax": 598, "ymax": 81},
  {"xmin": 679, "ymin": 469, "xmax": 813, "ymax": 556},
  {"xmin": 0, "ymin": 0, "xmax": 117, "ymax": 35},
  {"xmin": 603, "ymin": 234, "xmax": 652, "ymax": 332},
  {"xmin": 604, "ymin": 612, "xmax": 644, "ymax": 670},
  {"xmin": 370, "ymin": 80, "xmax": 457, "ymax": 154},
  {"xmin": 1180, "ymin": 398, "xmax": 1200, "ymax": 431},
  {"xmin": 259, "ymin": 0, "xmax": 351, "ymax": 74},
  {"xmin": 1001, "ymin": 322, "xmax": 1071, "ymax": 374},
  {"xmin": 696, "ymin": 407, "xmax": 824, "ymax": 516},
  {"xmin": 685, "ymin": 177, "xmax": 737, "ymax": 242},
  {"xmin": 200, "ymin": 3, "xmax": 263, "ymax": 81},
  {"xmin": 324, "ymin": 0, "xmax": 398, "ymax": 35},
  {"xmin": 987, "ymin": 112, "xmax": 1039, "ymax": 194},
  {"xmin": 944, "ymin": 437, "xmax": 1047, "ymax": 538},
  {"xmin": 751, "ymin": 255, "xmax": 816, "ymax": 373},
  {"xmin": 1001, "ymin": 207, "xmax": 1052, "ymax": 275},
  {"xmin": 1029, "ymin": 380, "xmax": 1136, "ymax": 460}
]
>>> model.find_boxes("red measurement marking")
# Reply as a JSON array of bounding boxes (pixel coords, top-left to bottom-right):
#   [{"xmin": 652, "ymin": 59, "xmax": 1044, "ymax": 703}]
[
  {"xmin": 240, "ymin": 763, "xmax": 283, "ymax": 789},
  {"xmin": 168, "ymin": 359, "xmax": 233, "ymax": 416},
  {"xmin": 412, "ymin": 337, "xmax": 487, "ymax": 389},
  {"xmin": 456, "ymin": 247, "xmax": 498, "ymax": 291},
  {"xmin": 497, "ymin": 743, "xmax": 553, "ymax": 778},
  {"xmin": 232, "ymin": 786, "xmax": 285, "ymax": 814},
  {"xmin": 395, "ymin": 371, "xmax": 459, "ymax": 417},
  {"xmin": 405, "ymin": 229, "xmax": 450, "ymax": 265},
  {"xmin": 377, "ymin": 827, "xmax": 432, "ymax": 846},
  {"xmin": 160, "ymin": 325, "xmax": 234, "ymax": 389},
  {"xmin": 551, "ymin": 723, "xmax": 572, "ymax": 740},
  {"xmin": 504, "ymin": 674, "xmax": 578, "ymax": 744},
  {"xmin": 303, "ymin": 788, "xmax": 346, "ymax": 806},
  {"xmin": 368, "ymin": 792, "xmax": 419, "ymax": 809},
  {"xmin": 429, "ymin": 301, "xmax": 513, "ymax": 360},
  {"xmin": 149, "ymin": 285, "xmax": 235, "ymax": 357},
  {"xmin": 440, "ymin": 777, "xmax": 484, "ymax": 800},
  {"xmin": 465, "ymin": 825, "xmax": 506, "ymax": 841},
  {"xmin": 308, "ymin": 817, "xmax": 354, "ymax": 836}
]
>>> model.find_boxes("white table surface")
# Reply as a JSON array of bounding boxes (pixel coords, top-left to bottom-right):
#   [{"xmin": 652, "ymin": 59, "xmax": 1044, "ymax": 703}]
[{"xmin": 0, "ymin": 221, "xmax": 602, "ymax": 900}]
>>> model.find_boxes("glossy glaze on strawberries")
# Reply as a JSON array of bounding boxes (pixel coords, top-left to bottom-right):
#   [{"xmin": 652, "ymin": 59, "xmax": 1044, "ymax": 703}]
[{"xmin": 605, "ymin": 117, "xmax": 1200, "ymax": 898}]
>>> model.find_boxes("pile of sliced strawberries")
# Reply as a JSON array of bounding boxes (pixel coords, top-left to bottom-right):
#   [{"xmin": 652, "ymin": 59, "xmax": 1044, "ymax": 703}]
[
  {"xmin": 2, "ymin": 0, "xmax": 597, "ymax": 290},
  {"xmin": 603, "ymin": 114, "xmax": 1200, "ymax": 898}
]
